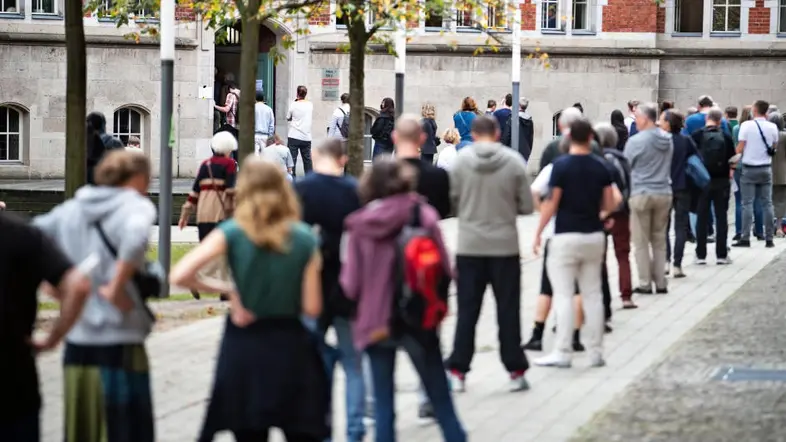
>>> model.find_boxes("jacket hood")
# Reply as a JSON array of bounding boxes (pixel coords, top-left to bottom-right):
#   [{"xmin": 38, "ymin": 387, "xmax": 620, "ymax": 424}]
[
  {"xmin": 649, "ymin": 128, "xmax": 673, "ymax": 151},
  {"xmin": 345, "ymin": 193, "xmax": 423, "ymax": 239},
  {"xmin": 461, "ymin": 141, "xmax": 513, "ymax": 173},
  {"xmin": 73, "ymin": 186, "xmax": 144, "ymax": 223},
  {"xmin": 519, "ymin": 112, "xmax": 532, "ymax": 122},
  {"xmin": 86, "ymin": 112, "xmax": 107, "ymax": 134}
]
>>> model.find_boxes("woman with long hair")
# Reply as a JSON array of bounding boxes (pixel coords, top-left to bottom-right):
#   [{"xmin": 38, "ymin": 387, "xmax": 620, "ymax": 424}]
[
  {"xmin": 34, "ymin": 150, "xmax": 159, "ymax": 442},
  {"xmin": 171, "ymin": 158, "xmax": 329, "ymax": 442},
  {"xmin": 371, "ymin": 97, "xmax": 396, "ymax": 159},
  {"xmin": 421, "ymin": 102, "xmax": 439, "ymax": 164},
  {"xmin": 610, "ymin": 109, "xmax": 628, "ymax": 151},
  {"xmin": 453, "ymin": 97, "xmax": 480, "ymax": 149}
]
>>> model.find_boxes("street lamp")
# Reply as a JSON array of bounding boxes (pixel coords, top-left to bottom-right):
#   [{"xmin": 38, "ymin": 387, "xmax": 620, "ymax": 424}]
[
  {"xmin": 511, "ymin": 0, "xmax": 522, "ymax": 154},
  {"xmin": 394, "ymin": 18, "xmax": 406, "ymax": 118},
  {"xmin": 158, "ymin": 0, "xmax": 175, "ymax": 297}
]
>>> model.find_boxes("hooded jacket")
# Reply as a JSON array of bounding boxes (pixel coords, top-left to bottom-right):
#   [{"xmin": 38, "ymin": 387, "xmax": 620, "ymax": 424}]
[
  {"xmin": 340, "ymin": 193, "xmax": 449, "ymax": 351},
  {"xmin": 501, "ymin": 112, "xmax": 534, "ymax": 161},
  {"xmin": 450, "ymin": 141, "xmax": 533, "ymax": 256},
  {"xmin": 34, "ymin": 186, "xmax": 157, "ymax": 345},
  {"xmin": 624, "ymin": 128, "xmax": 674, "ymax": 196}
]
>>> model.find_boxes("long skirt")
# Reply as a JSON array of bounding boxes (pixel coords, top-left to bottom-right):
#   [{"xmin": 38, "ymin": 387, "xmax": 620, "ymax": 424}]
[
  {"xmin": 63, "ymin": 343, "xmax": 154, "ymax": 442},
  {"xmin": 198, "ymin": 317, "xmax": 331, "ymax": 441}
]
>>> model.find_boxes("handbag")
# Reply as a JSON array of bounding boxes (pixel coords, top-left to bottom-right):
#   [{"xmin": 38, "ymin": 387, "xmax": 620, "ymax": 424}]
[
  {"xmin": 686, "ymin": 154, "xmax": 710, "ymax": 189},
  {"xmin": 206, "ymin": 160, "xmax": 232, "ymax": 218},
  {"xmin": 94, "ymin": 222, "xmax": 159, "ymax": 321}
]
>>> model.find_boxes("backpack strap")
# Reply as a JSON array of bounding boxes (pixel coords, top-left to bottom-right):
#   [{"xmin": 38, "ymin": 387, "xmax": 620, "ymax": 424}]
[{"xmin": 94, "ymin": 221, "xmax": 118, "ymax": 258}]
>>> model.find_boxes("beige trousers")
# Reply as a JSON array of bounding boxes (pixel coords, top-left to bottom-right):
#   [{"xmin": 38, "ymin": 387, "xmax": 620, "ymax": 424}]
[{"xmin": 629, "ymin": 194, "xmax": 672, "ymax": 289}]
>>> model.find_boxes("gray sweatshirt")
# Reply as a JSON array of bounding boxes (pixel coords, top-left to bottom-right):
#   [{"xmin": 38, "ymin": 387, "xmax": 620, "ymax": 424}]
[
  {"xmin": 450, "ymin": 141, "xmax": 534, "ymax": 256},
  {"xmin": 34, "ymin": 186, "xmax": 157, "ymax": 345},
  {"xmin": 624, "ymin": 128, "xmax": 674, "ymax": 196}
]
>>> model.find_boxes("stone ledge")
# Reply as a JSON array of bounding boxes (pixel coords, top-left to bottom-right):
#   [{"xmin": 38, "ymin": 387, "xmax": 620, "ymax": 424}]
[
  {"xmin": 308, "ymin": 41, "xmax": 786, "ymax": 58},
  {"xmin": 0, "ymin": 32, "xmax": 198, "ymax": 49}
]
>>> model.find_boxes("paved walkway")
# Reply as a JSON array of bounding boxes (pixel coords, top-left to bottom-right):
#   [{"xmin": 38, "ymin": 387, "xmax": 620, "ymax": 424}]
[{"xmin": 38, "ymin": 215, "xmax": 786, "ymax": 442}]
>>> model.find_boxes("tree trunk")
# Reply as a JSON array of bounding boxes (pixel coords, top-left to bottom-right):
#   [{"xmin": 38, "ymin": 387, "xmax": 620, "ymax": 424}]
[
  {"xmin": 238, "ymin": 0, "xmax": 261, "ymax": 163},
  {"xmin": 64, "ymin": 0, "xmax": 87, "ymax": 199},
  {"xmin": 345, "ymin": 13, "xmax": 367, "ymax": 177}
]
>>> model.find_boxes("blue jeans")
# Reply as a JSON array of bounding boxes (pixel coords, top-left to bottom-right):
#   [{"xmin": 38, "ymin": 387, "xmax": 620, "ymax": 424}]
[
  {"xmin": 734, "ymin": 167, "xmax": 763, "ymax": 236},
  {"xmin": 319, "ymin": 318, "xmax": 366, "ymax": 442},
  {"xmin": 366, "ymin": 334, "xmax": 466, "ymax": 442},
  {"xmin": 741, "ymin": 166, "xmax": 775, "ymax": 241}
]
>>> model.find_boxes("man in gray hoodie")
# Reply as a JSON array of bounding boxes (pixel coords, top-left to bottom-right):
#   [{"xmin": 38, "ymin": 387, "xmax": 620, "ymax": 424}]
[
  {"xmin": 445, "ymin": 115, "xmax": 534, "ymax": 393},
  {"xmin": 624, "ymin": 102, "xmax": 674, "ymax": 294}
]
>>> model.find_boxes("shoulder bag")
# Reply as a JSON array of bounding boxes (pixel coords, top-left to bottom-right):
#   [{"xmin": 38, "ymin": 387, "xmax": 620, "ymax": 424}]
[{"xmin": 206, "ymin": 160, "xmax": 232, "ymax": 218}]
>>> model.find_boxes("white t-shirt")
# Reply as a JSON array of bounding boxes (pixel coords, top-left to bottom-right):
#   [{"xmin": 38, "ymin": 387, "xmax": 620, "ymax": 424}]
[
  {"xmin": 436, "ymin": 144, "xmax": 457, "ymax": 170},
  {"xmin": 286, "ymin": 100, "xmax": 313, "ymax": 142},
  {"xmin": 531, "ymin": 163, "xmax": 555, "ymax": 240},
  {"xmin": 739, "ymin": 117, "xmax": 779, "ymax": 166}
]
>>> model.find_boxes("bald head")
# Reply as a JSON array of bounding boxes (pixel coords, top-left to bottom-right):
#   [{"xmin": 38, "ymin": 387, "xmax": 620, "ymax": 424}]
[{"xmin": 394, "ymin": 115, "xmax": 423, "ymax": 144}]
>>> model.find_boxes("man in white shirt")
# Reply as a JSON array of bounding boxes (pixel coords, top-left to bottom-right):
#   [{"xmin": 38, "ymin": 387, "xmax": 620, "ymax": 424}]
[
  {"xmin": 328, "ymin": 93, "xmax": 350, "ymax": 140},
  {"xmin": 287, "ymin": 85, "xmax": 314, "ymax": 178},
  {"xmin": 254, "ymin": 90, "xmax": 275, "ymax": 154},
  {"xmin": 623, "ymin": 100, "xmax": 639, "ymax": 134},
  {"xmin": 734, "ymin": 100, "xmax": 780, "ymax": 248}
]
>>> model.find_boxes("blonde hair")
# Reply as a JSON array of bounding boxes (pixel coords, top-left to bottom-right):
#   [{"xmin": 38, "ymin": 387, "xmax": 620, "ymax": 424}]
[
  {"xmin": 233, "ymin": 157, "xmax": 301, "ymax": 252},
  {"xmin": 442, "ymin": 128, "xmax": 460, "ymax": 145},
  {"xmin": 421, "ymin": 102, "xmax": 436, "ymax": 119},
  {"xmin": 94, "ymin": 150, "xmax": 151, "ymax": 187}
]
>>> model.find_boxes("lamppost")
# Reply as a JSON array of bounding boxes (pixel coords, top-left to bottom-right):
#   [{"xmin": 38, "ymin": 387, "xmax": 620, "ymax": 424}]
[
  {"xmin": 158, "ymin": 0, "xmax": 175, "ymax": 297},
  {"xmin": 394, "ymin": 19, "xmax": 406, "ymax": 118},
  {"xmin": 511, "ymin": 0, "xmax": 522, "ymax": 153}
]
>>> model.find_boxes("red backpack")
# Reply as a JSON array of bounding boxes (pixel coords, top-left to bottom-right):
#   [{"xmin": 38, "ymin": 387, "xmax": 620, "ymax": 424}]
[{"xmin": 394, "ymin": 204, "xmax": 449, "ymax": 331}]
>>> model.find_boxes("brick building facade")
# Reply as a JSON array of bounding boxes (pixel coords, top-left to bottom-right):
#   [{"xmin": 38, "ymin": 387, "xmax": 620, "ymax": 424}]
[{"xmin": 0, "ymin": 0, "xmax": 785, "ymax": 177}]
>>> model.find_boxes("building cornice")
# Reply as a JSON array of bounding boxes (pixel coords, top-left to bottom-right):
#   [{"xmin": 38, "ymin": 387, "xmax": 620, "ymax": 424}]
[{"xmin": 0, "ymin": 32, "xmax": 198, "ymax": 48}]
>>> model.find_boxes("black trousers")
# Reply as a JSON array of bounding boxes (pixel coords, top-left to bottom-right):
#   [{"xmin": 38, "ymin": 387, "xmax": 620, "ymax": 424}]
[
  {"xmin": 696, "ymin": 179, "xmax": 730, "ymax": 260},
  {"xmin": 198, "ymin": 222, "xmax": 218, "ymax": 242},
  {"xmin": 666, "ymin": 191, "xmax": 692, "ymax": 267},
  {"xmin": 446, "ymin": 255, "xmax": 528, "ymax": 374},
  {"xmin": 287, "ymin": 138, "xmax": 313, "ymax": 177}
]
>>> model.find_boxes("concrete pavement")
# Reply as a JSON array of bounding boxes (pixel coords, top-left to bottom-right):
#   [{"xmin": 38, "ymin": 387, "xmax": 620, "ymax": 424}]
[{"xmin": 39, "ymin": 214, "xmax": 786, "ymax": 441}]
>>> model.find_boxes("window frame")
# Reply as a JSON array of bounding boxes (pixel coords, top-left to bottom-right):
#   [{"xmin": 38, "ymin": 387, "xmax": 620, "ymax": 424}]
[
  {"xmin": 335, "ymin": 0, "xmax": 384, "ymax": 30},
  {"xmin": 552, "ymin": 111, "xmax": 562, "ymax": 139},
  {"xmin": 113, "ymin": 107, "xmax": 144, "ymax": 150},
  {"xmin": 710, "ymin": 0, "xmax": 741, "ymax": 34},
  {"xmin": 0, "ymin": 0, "xmax": 21, "ymax": 15},
  {"xmin": 540, "ymin": 0, "xmax": 565, "ymax": 33},
  {"xmin": 32, "ymin": 0, "xmax": 57, "ymax": 15},
  {"xmin": 455, "ymin": 1, "xmax": 477, "ymax": 30},
  {"xmin": 486, "ymin": 0, "xmax": 510, "ymax": 30},
  {"xmin": 572, "ymin": 0, "xmax": 592, "ymax": 32},
  {"xmin": 0, "ymin": 105, "xmax": 23, "ymax": 163},
  {"xmin": 779, "ymin": 0, "xmax": 786, "ymax": 34},
  {"xmin": 97, "ymin": 0, "xmax": 157, "ymax": 21},
  {"xmin": 424, "ymin": 5, "xmax": 447, "ymax": 30}
]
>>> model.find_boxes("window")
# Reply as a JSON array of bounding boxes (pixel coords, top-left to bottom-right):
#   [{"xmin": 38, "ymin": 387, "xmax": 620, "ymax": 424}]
[
  {"xmin": 0, "ymin": 106, "xmax": 22, "ymax": 162},
  {"xmin": 456, "ymin": 2, "xmax": 475, "ymax": 28},
  {"xmin": 712, "ymin": 0, "xmax": 741, "ymax": 32},
  {"xmin": 779, "ymin": 0, "xmax": 786, "ymax": 33},
  {"xmin": 572, "ymin": 0, "xmax": 590, "ymax": 30},
  {"xmin": 336, "ymin": 1, "xmax": 377, "ymax": 28},
  {"xmin": 425, "ymin": 8, "xmax": 445, "ymax": 28},
  {"xmin": 114, "ymin": 107, "xmax": 143, "ymax": 148},
  {"xmin": 674, "ymin": 0, "xmax": 703, "ymax": 33},
  {"xmin": 32, "ymin": 0, "xmax": 56, "ymax": 14},
  {"xmin": 552, "ymin": 111, "xmax": 561, "ymax": 139},
  {"xmin": 98, "ymin": 0, "xmax": 154, "ymax": 19},
  {"xmin": 487, "ymin": 1, "xmax": 507, "ymax": 29},
  {"xmin": 541, "ymin": 0, "xmax": 562, "ymax": 31},
  {"xmin": 364, "ymin": 112, "xmax": 374, "ymax": 162},
  {"xmin": 1, "ymin": 0, "xmax": 19, "ymax": 13}
]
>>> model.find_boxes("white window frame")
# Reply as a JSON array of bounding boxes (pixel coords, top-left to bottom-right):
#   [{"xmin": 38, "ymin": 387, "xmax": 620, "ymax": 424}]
[
  {"xmin": 424, "ymin": 3, "xmax": 448, "ymax": 29},
  {"xmin": 779, "ymin": 0, "xmax": 786, "ymax": 33},
  {"xmin": 334, "ymin": 1, "xmax": 381, "ymax": 29},
  {"xmin": 540, "ymin": 0, "xmax": 565, "ymax": 31},
  {"xmin": 487, "ymin": 0, "xmax": 510, "ymax": 30},
  {"xmin": 455, "ymin": 1, "xmax": 476, "ymax": 29},
  {"xmin": 0, "ymin": 0, "xmax": 20, "ymax": 14},
  {"xmin": 0, "ymin": 106, "xmax": 23, "ymax": 163},
  {"xmin": 113, "ymin": 107, "xmax": 144, "ymax": 149},
  {"xmin": 672, "ymin": 0, "xmax": 706, "ymax": 33},
  {"xmin": 98, "ymin": 0, "xmax": 155, "ymax": 20},
  {"xmin": 32, "ymin": 0, "xmax": 57, "ymax": 15},
  {"xmin": 572, "ymin": 0, "xmax": 593, "ymax": 31},
  {"xmin": 711, "ymin": 0, "xmax": 742, "ymax": 33}
]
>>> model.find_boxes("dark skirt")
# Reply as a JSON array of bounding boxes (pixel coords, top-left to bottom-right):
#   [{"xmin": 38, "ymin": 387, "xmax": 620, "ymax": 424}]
[
  {"xmin": 63, "ymin": 343, "xmax": 154, "ymax": 442},
  {"xmin": 198, "ymin": 317, "xmax": 331, "ymax": 441}
]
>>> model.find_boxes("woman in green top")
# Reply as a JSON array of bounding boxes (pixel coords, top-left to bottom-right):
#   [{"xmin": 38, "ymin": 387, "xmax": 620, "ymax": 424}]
[{"xmin": 171, "ymin": 158, "xmax": 328, "ymax": 442}]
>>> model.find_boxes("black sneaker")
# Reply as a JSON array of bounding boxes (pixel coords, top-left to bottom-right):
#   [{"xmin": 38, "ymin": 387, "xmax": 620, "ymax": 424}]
[
  {"xmin": 522, "ymin": 338, "xmax": 543, "ymax": 351},
  {"xmin": 633, "ymin": 286, "xmax": 653, "ymax": 295},
  {"xmin": 732, "ymin": 240, "xmax": 751, "ymax": 248},
  {"xmin": 755, "ymin": 234, "xmax": 765, "ymax": 241},
  {"xmin": 190, "ymin": 289, "xmax": 201, "ymax": 300},
  {"xmin": 655, "ymin": 287, "xmax": 668, "ymax": 294},
  {"xmin": 572, "ymin": 340, "xmax": 585, "ymax": 352},
  {"xmin": 418, "ymin": 402, "xmax": 435, "ymax": 420},
  {"xmin": 604, "ymin": 323, "xmax": 613, "ymax": 333},
  {"xmin": 766, "ymin": 240, "xmax": 775, "ymax": 248},
  {"xmin": 732, "ymin": 233, "xmax": 741, "ymax": 241}
]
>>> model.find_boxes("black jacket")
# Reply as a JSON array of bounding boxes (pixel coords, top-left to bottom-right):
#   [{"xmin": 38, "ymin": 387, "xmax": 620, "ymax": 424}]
[
  {"xmin": 421, "ymin": 118, "xmax": 438, "ymax": 155},
  {"xmin": 371, "ymin": 113, "xmax": 395, "ymax": 153},
  {"xmin": 501, "ymin": 113, "xmax": 534, "ymax": 161}
]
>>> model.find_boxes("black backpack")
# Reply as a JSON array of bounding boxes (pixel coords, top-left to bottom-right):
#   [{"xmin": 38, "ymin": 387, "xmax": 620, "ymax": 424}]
[
  {"xmin": 338, "ymin": 108, "xmax": 350, "ymax": 138},
  {"xmin": 699, "ymin": 128, "xmax": 728, "ymax": 176}
]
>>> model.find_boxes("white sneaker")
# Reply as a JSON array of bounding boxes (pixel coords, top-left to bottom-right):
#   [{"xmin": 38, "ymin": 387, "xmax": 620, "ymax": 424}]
[
  {"xmin": 448, "ymin": 371, "xmax": 466, "ymax": 393},
  {"xmin": 717, "ymin": 257, "xmax": 732, "ymax": 265},
  {"xmin": 508, "ymin": 373, "xmax": 531, "ymax": 392},
  {"xmin": 589, "ymin": 353, "xmax": 606, "ymax": 368},
  {"xmin": 533, "ymin": 353, "xmax": 572, "ymax": 368},
  {"xmin": 695, "ymin": 258, "xmax": 707, "ymax": 265}
]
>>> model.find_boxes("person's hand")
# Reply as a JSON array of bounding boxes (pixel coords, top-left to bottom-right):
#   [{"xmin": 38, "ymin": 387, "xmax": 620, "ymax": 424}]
[
  {"xmin": 178, "ymin": 216, "xmax": 188, "ymax": 230},
  {"xmin": 604, "ymin": 217, "xmax": 615, "ymax": 230},
  {"xmin": 533, "ymin": 235, "xmax": 542, "ymax": 256},
  {"xmin": 30, "ymin": 335, "xmax": 59, "ymax": 354},
  {"xmin": 230, "ymin": 305, "xmax": 256, "ymax": 328},
  {"xmin": 0, "ymin": 201, "xmax": 5, "ymax": 210},
  {"xmin": 98, "ymin": 285, "xmax": 135, "ymax": 312}
]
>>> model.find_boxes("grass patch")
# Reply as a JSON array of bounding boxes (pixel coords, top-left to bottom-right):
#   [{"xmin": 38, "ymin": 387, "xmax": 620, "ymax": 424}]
[
  {"xmin": 146, "ymin": 243, "xmax": 197, "ymax": 268},
  {"xmin": 148, "ymin": 293, "xmax": 221, "ymax": 302}
]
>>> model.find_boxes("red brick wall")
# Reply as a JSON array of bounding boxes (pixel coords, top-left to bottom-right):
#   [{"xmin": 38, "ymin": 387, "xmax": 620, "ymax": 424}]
[
  {"xmin": 175, "ymin": 4, "xmax": 196, "ymax": 22},
  {"xmin": 521, "ymin": 0, "xmax": 536, "ymax": 31},
  {"xmin": 308, "ymin": 4, "xmax": 332, "ymax": 26},
  {"xmin": 603, "ymin": 0, "xmax": 658, "ymax": 32},
  {"xmin": 656, "ymin": 5, "xmax": 665, "ymax": 33},
  {"xmin": 748, "ymin": 0, "xmax": 770, "ymax": 34}
]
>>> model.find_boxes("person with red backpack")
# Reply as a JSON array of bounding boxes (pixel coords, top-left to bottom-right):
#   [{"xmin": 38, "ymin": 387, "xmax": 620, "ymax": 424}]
[{"xmin": 340, "ymin": 159, "xmax": 465, "ymax": 442}]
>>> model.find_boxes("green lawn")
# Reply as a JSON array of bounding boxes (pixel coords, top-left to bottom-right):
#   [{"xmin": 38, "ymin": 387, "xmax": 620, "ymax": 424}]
[{"xmin": 146, "ymin": 243, "xmax": 197, "ymax": 267}]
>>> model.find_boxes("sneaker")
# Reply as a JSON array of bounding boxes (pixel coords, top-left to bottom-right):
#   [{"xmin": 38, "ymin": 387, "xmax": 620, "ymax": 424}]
[
  {"xmin": 418, "ymin": 402, "xmax": 435, "ymax": 420},
  {"xmin": 755, "ymin": 234, "xmax": 765, "ymax": 241},
  {"xmin": 717, "ymin": 257, "xmax": 731, "ymax": 265},
  {"xmin": 664, "ymin": 263, "xmax": 671, "ymax": 276},
  {"xmin": 533, "ymin": 353, "xmax": 572, "ymax": 368},
  {"xmin": 673, "ymin": 267, "xmax": 686, "ymax": 278},
  {"xmin": 655, "ymin": 287, "xmax": 668, "ymax": 294},
  {"xmin": 604, "ymin": 322, "xmax": 613, "ymax": 334},
  {"xmin": 707, "ymin": 235, "xmax": 716, "ymax": 243},
  {"xmin": 732, "ymin": 233, "xmax": 741, "ymax": 241},
  {"xmin": 589, "ymin": 354, "xmax": 606, "ymax": 368},
  {"xmin": 695, "ymin": 258, "xmax": 707, "ymax": 265},
  {"xmin": 733, "ymin": 240, "xmax": 751, "ymax": 248},
  {"xmin": 448, "ymin": 370, "xmax": 466, "ymax": 393},
  {"xmin": 508, "ymin": 372, "xmax": 530, "ymax": 392},
  {"xmin": 190, "ymin": 289, "xmax": 201, "ymax": 300},
  {"xmin": 766, "ymin": 240, "xmax": 775, "ymax": 248},
  {"xmin": 522, "ymin": 338, "xmax": 543, "ymax": 351},
  {"xmin": 572, "ymin": 340, "xmax": 585, "ymax": 352},
  {"xmin": 633, "ymin": 286, "xmax": 653, "ymax": 295}
]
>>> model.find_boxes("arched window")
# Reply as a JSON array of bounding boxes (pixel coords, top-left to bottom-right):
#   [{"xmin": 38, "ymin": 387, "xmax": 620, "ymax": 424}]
[
  {"xmin": 0, "ymin": 105, "xmax": 22, "ymax": 162},
  {"xmin": 113, "ymin": 107, "xmax": 144, "ymax": 148},
  {"xmin": 552, "ymin": 111, "xmax": 561, "ymax": 139}
]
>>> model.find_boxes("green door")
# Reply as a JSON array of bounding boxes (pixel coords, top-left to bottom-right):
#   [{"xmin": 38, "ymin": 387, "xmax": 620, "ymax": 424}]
[{"xmin": 257, "ymin": 53, "xmax": 275, "ymax": 108}]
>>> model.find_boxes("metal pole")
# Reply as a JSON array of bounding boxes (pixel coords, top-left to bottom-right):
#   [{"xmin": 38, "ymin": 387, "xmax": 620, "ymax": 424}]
[
  {"xmin": 511, "ymin": 0, "xmax": 522, "ymax": 153},
  {"xmin": 394, "ymin": 20, "xmax": 406, "ymax": 119},
  {"xmin": 158, "ymin": 0, "xmax": 175, "ymax": 298}
]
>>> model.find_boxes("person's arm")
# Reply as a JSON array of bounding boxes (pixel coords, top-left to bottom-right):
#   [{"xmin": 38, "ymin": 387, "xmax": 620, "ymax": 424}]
[
  {"xmin": 517, "ymin": 161, "xmax": 534, "ymax": 215},
  {"xmin": 339, "ymin": 232, "xmax": 361, "ymax": 301},
  {"xmin": 725, "ymin": 133, "xmax": 736, "ymax": 161},
  {"xmin": 214, "ymin": 94, "xmax": 232, "ymax": 113},
  {"xmin": 286, "ymin": 105, "xmax": 294, "ymax": 122},
  {"xmin": 268, "ymin": 109, "xmax": 275, "ymax": 136},
  {"xmin": 736, "ymin": 122, "xmax": 748, "ymax": 155},
  {"xmin": 179, "ymin": 171, "xmax": 202, "ymax": 229},
  {"xmin": 535, "ymin": 187, "xmax": 560, "ymax": 242},
  {"xmin": 301, "ymin": 251, "xmax": 323, "ymax": 318},
  {"xmin": 370, "ymin": 117, "xmax": 383, "ymax": 139},
  {"xmin": 327, "ymin": 112, "xmax": 339, "ymax": 138},
  {"xmin": 170, "ymin": 228, "xmax": 236, "ymax": 294}
]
